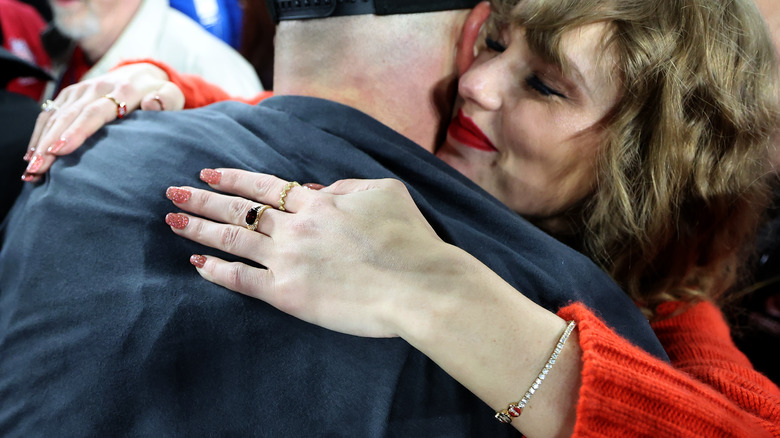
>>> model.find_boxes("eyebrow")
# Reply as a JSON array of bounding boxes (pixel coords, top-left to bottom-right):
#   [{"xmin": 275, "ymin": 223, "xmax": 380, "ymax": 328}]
[
  {"xmin": 521, "ymin": 31, "xmax": 594, "ymax": 99},
  {"xmin": 562, "ymin": 58, "xmax": 593, "ymax": 98},
  {"xmin": 534, "ymin": 56, "xmax": 592, "ymax": 100},
  {"xmin": 514, "ymin": 21, "xmax": 603, "ymax": 99}
]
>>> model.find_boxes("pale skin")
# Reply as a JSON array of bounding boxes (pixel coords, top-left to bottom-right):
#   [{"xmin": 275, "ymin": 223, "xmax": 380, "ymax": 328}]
[
  {"xmin": 23, "ymin": 63, "xmax": 184, "ymax": 181},
  {"xmin": 437, "ymin": 21, "xmax": 619, "ymax": 227},
  {"xmin": 165, "ymin": 170, "xmax": 581, "ymax": 438}
]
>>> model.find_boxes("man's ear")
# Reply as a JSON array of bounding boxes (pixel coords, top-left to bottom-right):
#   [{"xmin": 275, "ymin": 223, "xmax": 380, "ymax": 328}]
[{"xmin": 456, "ymin": 1, "xmax": 492, "ymax": 76}]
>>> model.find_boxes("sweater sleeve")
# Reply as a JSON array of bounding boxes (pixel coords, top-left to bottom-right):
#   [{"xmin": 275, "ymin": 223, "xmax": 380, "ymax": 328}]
[
  {"xmin": 557, "ymin": 301, "xmax": 780, "ymax": 437},
  {"xmin": 113, "ymin": 59, "xmax": 273, "ymax": 109}
]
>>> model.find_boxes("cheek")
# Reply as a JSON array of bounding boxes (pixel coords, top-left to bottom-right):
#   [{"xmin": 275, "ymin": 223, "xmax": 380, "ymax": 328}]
[
  {"xmin": 89, "ymin": 0, "xmax": 114, "ymax": 16},
  {"xmin": 548, "ymin": 136, "xmax": 601, "ymax": 207},
  {"xmin": 502, "ymin": 129, "xmax": 602, "ymax": 216}
]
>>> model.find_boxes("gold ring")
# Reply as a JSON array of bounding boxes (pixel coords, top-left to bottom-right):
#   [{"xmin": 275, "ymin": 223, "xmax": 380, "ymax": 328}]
[
  {"xmin": 103, "ymin": 94, "xmax": 128, "ymax": 119},
  {"xmin": 245, "ymin": 204, "xmax": 272, "ymax": 231},
  {"xmin": 153, "ymin": 95, "xmax": 165, "ymax": 111},
  {"xmin": 278, "ymin": 181, "xmax": 300, "ymax": 211},
  {"xmin": 40, "ymin": 99, "xmax": 58, "ymax": 112}
]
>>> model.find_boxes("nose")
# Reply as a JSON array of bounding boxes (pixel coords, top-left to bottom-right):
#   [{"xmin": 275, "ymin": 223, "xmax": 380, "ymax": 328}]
[{"xmin": 458, "ymin": 55, "xmax": 506, "ymax": 111}]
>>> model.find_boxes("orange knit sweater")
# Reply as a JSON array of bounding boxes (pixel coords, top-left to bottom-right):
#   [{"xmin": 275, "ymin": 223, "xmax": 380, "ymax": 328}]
[
  {"xmin": 121, "ymin": 59, "xmax": 780, "ymax": 436},
  {"xmin": 559, "ymin": 301, "xmax": 779, "ymax": 437}
]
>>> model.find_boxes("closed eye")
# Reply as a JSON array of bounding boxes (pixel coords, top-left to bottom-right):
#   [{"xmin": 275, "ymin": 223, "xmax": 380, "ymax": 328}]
[{"xmin": 526, "ymin": 75, "xmax": 567, "ymax": 99}]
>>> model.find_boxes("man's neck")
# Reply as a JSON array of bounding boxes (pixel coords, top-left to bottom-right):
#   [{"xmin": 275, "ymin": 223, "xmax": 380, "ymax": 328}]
[
  {"xmin": 272, "ymin": 13, "xmax": 466, "ymax": 153},
  {"xmin": 273, "ymin": 72, "xmax": 456, "ymax": 154}
]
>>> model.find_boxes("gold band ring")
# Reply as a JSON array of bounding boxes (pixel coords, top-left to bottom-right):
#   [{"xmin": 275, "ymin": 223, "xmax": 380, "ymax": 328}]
[
  {"xmin": 103, "ymin": 94, "xmax": 128, "ymax": 119},
  {"xmin": 41, "ymin": 99, "xmax": 58, "ymax": 112},
  {"xmin": 153, "ymin": 95, "xmax": 165, "ymax": 111},
  {"xmin": 245, "ymin": 204, "xmax": 272, "ymax": 231},
  {"xmin": 278, "ymin": 181, "xmax": 300, "ymax": 211}
]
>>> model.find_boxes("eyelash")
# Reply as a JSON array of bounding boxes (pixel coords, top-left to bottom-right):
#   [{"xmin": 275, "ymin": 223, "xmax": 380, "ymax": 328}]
[
  {"xmin": 525, "ymin": 75, "xmax": 567, "ymax": 99},
  {"xmin": 484, "ymin": 37, "xmax": 568, "ymax": 100}
]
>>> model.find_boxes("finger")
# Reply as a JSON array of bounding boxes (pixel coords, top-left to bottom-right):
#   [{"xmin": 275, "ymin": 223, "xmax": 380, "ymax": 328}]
[
  {"xmin": 189, "ymin": 254, "xmax": 275, "ymax": 302},
  {"xmin": 166, "ymin": 186, "xmax": 282, "ymax": 235},
  {"xmin": 200, "ymin": 169, "xmax": 318, "ymax": 212},
  {"xmin": 22, "ymin": 153, "xmax": 56, "ymax": 182},
  {"xmin": 47, "ymin": 98, "xmax": 126, "ymax": 157},
  {"xmin": 28, "ymin": 90, "xmax": 81, "ymax": 158},
  {"xmin": 139, "ymin": 82, "xmax": 185, "ymax": 112},
  {"xmin": 33, "ymin": 94, "xmax": 112, "ymax": 160},
  {"xmin": 165, "ymin": 212, "xmax": 273, "ymax": 263},
  {"xmin": 25, "ymin": 110, "xmax": 55, "ymax": 161},
  {"xmin": 26, "ymin": 97, "xmax": 121, "ymax": 177}
]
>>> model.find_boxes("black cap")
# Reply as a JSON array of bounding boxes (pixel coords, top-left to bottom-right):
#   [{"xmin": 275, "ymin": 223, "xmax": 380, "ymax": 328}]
[
  {"xmin": 0, "ymin": 46, "xmax": 52, "ymax": 88},
  {"xmin": 267, "ymin": 0, "xmax": 481, "ymax": 22}
]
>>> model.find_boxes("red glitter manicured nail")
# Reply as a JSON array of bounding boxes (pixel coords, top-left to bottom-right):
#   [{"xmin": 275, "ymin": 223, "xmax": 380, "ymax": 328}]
[
  {"xmin": 23, "ymin": 147, "xmax": 35, "ymax": 161},
  {"xmin": 21, "ymin": 172, "xmax": 35, "ymax": 182},
  {"xmin": 190, "ymin": 254, "xmax": 206, "ymax": 268},
  {"xmin": 165, "ymin": 213, "xmax": 189, "ymax": 229},
  {"xmin": 166, "ymin": 187, "xmax": 191, "ymax": 203},
  {"xmin": 200, "ymin": 168, "xmax": 221, "ymax": 184},
  {"xmin": 26, "ymin": 154, "xmax": 43, "ymax": 173},
  {"xmin": 48, "ymin": 138, "xmax": 67, "ymax": 154},
  {"xmin": 303, "ymin": 183, "xmax": 325, "ymax": 190}
]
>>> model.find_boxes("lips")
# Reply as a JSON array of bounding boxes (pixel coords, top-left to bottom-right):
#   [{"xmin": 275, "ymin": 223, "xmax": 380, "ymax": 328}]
[{"xmin": 447, "ymin": 110, "xmax": 497, "ymax": 152}]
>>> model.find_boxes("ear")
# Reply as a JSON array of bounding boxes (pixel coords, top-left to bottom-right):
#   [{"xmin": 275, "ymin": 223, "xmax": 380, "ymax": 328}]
[{"xmin": 456, "ymin": 1, "xmax": 492, "ymax": 76}]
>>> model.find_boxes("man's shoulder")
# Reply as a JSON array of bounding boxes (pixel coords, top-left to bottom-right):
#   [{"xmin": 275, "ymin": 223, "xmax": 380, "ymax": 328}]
[{"xmin": 75, "ymin": 98, "xmax": 391, "ymax": 181}]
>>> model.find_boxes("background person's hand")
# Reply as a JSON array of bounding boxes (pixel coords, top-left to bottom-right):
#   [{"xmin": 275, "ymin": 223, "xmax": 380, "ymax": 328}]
[
  {"xmin": 23, "ymin": 63, "xmax": 185, "ymax": 182},
  {"xmin": 164, "ymin": 169, "xmax": 469, "ymax": 338}
]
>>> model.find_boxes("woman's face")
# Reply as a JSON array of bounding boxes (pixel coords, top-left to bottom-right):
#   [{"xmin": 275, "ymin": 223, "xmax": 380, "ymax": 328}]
[{"xmin": 436, "ymin": 22, "xmax": 621, "ymax": 224}]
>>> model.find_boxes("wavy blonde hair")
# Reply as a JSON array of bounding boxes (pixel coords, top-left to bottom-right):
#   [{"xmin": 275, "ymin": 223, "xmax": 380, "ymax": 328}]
[{"xmin": 491, "ymin": 0, "xmax": 780, "ymax": 318}]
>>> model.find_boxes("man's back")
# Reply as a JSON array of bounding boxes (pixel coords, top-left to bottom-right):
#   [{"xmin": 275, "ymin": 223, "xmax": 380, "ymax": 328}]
[{"xmin": 0, "ymin": 97, "xmax": 665, "ymax": 435}]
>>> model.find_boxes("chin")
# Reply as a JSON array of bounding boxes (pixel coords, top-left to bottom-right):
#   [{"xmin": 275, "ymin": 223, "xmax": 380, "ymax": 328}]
[
  {"xmin": 437, "ymin": 138, "xmax": 493, "ymax": 182},
  {"xmin": 52, "ymin": 2, "xmax": 99, "ymax": 41}
]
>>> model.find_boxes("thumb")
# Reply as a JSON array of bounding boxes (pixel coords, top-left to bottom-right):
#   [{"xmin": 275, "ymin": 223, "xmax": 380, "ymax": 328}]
[{"xmin": 139, "ymin": 82, "xmax": 185, "ymax": 111}]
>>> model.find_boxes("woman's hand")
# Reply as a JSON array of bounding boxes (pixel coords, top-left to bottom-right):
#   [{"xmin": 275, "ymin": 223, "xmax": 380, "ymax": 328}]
[
  {"xmin": 164, "ymin": 169, "xmax": 465, "ymax": 338},
  {"xmin": 23, "ymin": 63, "xmax": 185, "ymax": 182},
  {"xmin": 166, "ymin": 170, "xmax": 580, "ymax": 437}
]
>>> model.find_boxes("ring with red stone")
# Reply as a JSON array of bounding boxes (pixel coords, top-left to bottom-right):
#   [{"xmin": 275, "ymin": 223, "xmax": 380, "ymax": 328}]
[
  {"xmin": 103, "ymin": 94, "xmax": 128, "ymax": 119},
  {"xmin": 245, "ymin": 204, "xmax": 271, "ymax": 231}
]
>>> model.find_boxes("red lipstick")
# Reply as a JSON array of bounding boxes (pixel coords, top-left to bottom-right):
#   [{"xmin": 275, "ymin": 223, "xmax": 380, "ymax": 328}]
[{"xmin": 447, "ymin": 110, "xmax": 497, "ymax": 152}]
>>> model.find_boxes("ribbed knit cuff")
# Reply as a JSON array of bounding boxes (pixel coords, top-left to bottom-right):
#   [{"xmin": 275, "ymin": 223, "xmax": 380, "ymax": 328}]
[{"xmin": 557, "ymin": 302, "xmax": 779, "ymax": 438}]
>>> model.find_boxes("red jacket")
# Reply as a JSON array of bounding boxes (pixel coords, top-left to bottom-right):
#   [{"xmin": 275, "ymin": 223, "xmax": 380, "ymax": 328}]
[{"xmin": 0, "ymin": 0, "xmax": 50, "ymax": 101}]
